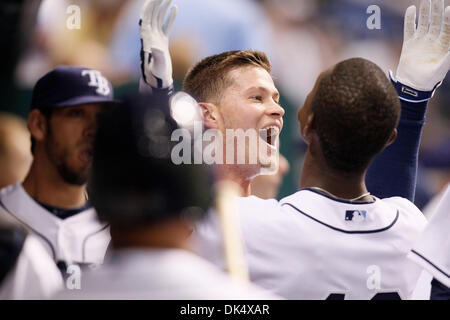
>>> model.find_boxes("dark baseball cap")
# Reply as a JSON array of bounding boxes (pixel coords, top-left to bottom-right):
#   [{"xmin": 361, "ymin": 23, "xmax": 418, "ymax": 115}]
[{"xmin": 30, "ymin": 66, "xmax": 119, "ymax": 110}]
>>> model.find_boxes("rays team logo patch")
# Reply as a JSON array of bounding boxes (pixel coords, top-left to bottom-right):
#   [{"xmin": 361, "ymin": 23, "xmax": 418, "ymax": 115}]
[
  {"xmin": 81, "ymin": 70, "xmax": 111, "ymax": 96},
  {"xmin": 345, "ymin": 210, "xmax": 367, "ymax": 222}
]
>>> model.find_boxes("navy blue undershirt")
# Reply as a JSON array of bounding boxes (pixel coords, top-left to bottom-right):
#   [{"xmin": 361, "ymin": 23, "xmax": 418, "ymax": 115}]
[
  {"xmin": 431, "ymin": 278, "xmax": 450, "ymax": 300},
  {"xmin": 36, "ymin": 200, "xmax": 92, "ymax": 220}
]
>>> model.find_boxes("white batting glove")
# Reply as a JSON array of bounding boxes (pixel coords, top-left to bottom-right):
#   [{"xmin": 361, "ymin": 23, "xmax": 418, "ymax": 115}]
[
  {"xmin": 139, "ymin": 0, "xmax": 177, "ymax": 89},
  {"xmin": 395, "ymin": 0, "xmax": 450, "ymax": 92}
]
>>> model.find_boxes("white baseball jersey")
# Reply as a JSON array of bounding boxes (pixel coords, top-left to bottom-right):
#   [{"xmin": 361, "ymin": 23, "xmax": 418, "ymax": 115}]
[
  {"xmin": 0, "ymin": 183, "xmax": 111, "ymax": 267},
  {"xmin": 408, "ymin": 184, "xmax": 450, "ymax": 288},
  {"xmin": 0, "ymin": 234, "xmax": 63, "ymax": 299},
  {"xmin": 192, "ymin": 188, "xmax": 427, "ymax": 299},
  {"xmin": 54, "ymin": 248, "xmax": 280, "ymax": 300}
]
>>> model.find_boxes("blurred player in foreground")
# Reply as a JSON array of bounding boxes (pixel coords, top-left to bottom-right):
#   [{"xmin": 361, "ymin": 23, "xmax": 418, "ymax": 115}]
[
  {"xmin": 0, "ymin": 66, "xmax": 116, "ymax": 298},
  {"xmin": 55, "ymin": 93, "xmax": 279, "ymax": 299}
]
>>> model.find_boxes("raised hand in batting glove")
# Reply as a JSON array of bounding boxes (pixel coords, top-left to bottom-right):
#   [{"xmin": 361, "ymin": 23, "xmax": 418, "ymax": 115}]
[
  {"xmin": 392, "ymin": 0, "xmax": 450, "ymax": 100},
  {"xmin": 139, "ymin": 0, "xmax": 177, "ymax": 89}
]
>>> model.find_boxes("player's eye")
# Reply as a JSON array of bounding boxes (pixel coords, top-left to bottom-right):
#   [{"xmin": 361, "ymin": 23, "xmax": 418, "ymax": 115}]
[
  {"xmin": 250, "ymin": 96, "xmax": 263, "ymax": 102},
  {"xmin": 68, "ymin": 109, "xmax": 84, "ymax": 117}
]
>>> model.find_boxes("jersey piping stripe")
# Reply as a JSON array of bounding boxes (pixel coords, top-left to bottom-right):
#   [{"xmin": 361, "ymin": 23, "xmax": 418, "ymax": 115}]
[
  {"xmin": 81, "ymin": 223, "xmax": 109, "ymax": 261},
  {"xmin": 0, "ymin": 199, "xmax": 57, "ymax": 260},
  {"xmin": 300, "ymin": 188, "xmax": 376, "ymax": 204},
  {"xmin": 410, "ymin": 249, "xmax": 450, "ymax": 279},
  {"xmin": 281, "ymin": 202, "xmax": 399, "ymax": 234}
]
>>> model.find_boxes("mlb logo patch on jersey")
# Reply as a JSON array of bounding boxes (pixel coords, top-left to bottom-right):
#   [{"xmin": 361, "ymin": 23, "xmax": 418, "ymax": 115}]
[{"xmin": 345, "ymin": 210, "xmax": 367, "ymax": 222}]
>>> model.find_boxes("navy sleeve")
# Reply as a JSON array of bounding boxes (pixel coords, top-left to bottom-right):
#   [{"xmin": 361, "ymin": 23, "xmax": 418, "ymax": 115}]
[
  {"xmin": 366, "ymin": 98, "xmax": 428, "ymax": 201},
  {"xmin": 365, "ymin": 70, "xmax": 445, "ymax": 202},
  {"xmin": 430, "ymin": 278, "xmax": 450, "ymax": 300}
]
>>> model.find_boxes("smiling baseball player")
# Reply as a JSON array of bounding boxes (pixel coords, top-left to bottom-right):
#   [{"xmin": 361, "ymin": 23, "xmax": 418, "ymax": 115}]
[{"xmin": 139, "ymin": 0, "xmax": 284, "ymax": 196}]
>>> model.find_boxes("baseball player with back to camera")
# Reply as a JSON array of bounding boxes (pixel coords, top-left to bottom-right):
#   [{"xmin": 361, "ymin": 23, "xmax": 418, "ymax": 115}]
[
  {"xmin": 0, "ymin": 66, "xmax": 116, "ymax": 299},
  {"xmin": 139, "ymin": 0, "xmax": 450, "ymax": 299}
]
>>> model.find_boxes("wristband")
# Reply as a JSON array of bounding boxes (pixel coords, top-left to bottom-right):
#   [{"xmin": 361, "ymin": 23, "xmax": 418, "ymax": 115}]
[{"xmin": 389, "ymin": 70, "xmax": 442, "ymax": 103}]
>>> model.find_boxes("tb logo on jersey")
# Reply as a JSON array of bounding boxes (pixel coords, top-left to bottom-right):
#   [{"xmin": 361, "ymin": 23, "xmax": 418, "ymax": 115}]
[
  {"xmin": 345, "ymin": 210, "xmax": 367, "ymax": 222},
  {"xmin": 81, "ymin": 70, "xmax": 110, "ymax": 96}
]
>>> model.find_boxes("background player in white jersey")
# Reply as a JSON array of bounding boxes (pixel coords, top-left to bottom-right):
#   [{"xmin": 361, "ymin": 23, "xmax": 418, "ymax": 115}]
[
  {"xmin": 0, "ymin": 66, "xmax": 115, "ymax": 297},
  {"xmin": 408, "ymin": 185, "xmax": 450, "ymax": 299},
  {"xmin": 55, "ymin": 93, "xmax": 279, "ymax": 300}
]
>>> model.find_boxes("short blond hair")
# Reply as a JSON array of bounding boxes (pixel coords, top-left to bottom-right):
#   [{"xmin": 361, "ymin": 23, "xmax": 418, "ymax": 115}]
[{"xmin": 183, "ymin": 50, "xmax": 271, "ymax": 104}]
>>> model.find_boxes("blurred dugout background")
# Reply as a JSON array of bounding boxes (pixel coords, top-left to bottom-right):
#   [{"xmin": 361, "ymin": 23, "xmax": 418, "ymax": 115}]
[{"xmin": 0, "ymin": 0, "xmax": 449, "ymax": 210}]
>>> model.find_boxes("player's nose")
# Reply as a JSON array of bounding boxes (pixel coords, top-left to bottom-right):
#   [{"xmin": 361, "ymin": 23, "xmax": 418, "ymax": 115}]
[
  {"xmin": 83, "ymin": 114, "xmax": 99, "ymax": 140},
  {"xmin": 266, "ymin": 101, "xmax": 285, "ymax": 119}
]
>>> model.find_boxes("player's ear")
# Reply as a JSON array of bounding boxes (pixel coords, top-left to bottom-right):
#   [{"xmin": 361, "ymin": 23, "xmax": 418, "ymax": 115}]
[
  {"xmin": 301, "ymin": 113, "xmax": 315, "ymax": 144},
  {"xmin": 376, "ymin": 128, "xmax": 397, "ymax": 155},
  {"xmin": 198, "ymin": 102, "xmax": 221, "ymax": 129},
  {"xmin": 385, "ymin": 128, "xmax": 397, "ymax": 147},
  {"xmin": 28, "ymin": 109, "xmax": 48, "ymax": 142}
]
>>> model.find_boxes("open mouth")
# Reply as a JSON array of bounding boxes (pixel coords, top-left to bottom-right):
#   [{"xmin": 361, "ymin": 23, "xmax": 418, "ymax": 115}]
[
  {"xmin": 79, "ymin": 148, "xmax": 93, "ymax": 163},
  {"xmin": 259, "ymin": 126, "xmax": 279, "ymax": 147}
]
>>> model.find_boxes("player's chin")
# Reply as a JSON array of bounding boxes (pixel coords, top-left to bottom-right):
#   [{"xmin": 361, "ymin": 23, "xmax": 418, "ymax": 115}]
[
  {"xmin": 59, "ymin": 162, "xmax": 90, "ymax": 186},
  {"xmin": 70, "ymin": 159, "xmax": 92, "ymax": 175},
  {"xmin": 73, "ymin": 167, "xmax": 90, "ymax": 185},
  {"xmin": 71, "ymin": 153, "xmax": 92, "ymax": 173},
  {"xmin": 258, "ymin": 160, "xmax": 279, "ymax": 176},
  {"xmin": 257, "ymin": 150, "xmax": 279, "ymax": 174}
]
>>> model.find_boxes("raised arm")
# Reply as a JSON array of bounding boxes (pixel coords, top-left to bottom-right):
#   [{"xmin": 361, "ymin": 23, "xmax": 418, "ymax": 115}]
[
  {"xmin": 138, "ymin": 0, "xmax": 177, "ymax": 97},
  {"xmin": 367, "ymin": 0, "xmax": 450, "ymax": 201}
]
